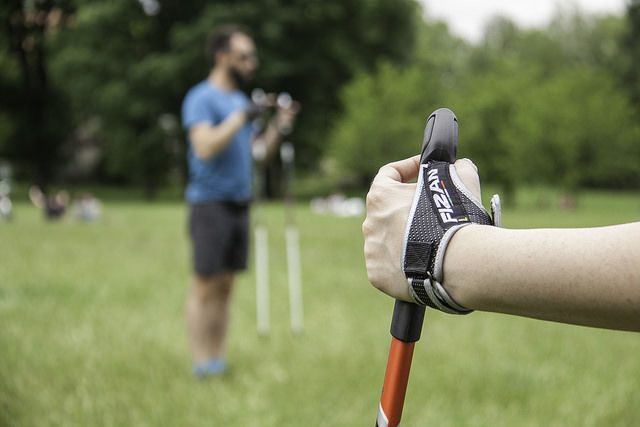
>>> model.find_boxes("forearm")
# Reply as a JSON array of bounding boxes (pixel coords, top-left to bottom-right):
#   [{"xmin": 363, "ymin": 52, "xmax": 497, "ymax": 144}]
[
  {"xmin": 444, "ymin": 222, "xmax": 640, "ymax": 331},
  {"xmin": 190, "ymin": 112, "xmax": 246, "ymax": 160}
]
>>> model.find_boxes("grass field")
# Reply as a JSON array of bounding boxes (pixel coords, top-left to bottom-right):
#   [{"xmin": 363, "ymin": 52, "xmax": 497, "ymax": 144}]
[{"xmin": 1, "ymin": 189, "xmax": 639, "ymax": 426}]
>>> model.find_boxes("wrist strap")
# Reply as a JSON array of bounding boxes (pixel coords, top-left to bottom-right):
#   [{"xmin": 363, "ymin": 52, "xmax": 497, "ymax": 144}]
[
  {"xmin": 407, "ymin": 224, "xmax": 472, "ymax": 313},
  {"xmin": 402, "ymin": 161, "xmax": 496, "ymax": 314}
]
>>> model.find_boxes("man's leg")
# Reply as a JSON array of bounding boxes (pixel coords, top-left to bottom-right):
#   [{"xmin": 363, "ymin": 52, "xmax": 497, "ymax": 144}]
[{"xmin": 185, "ymin": 270, "xmax": 234, "ymax": 365}]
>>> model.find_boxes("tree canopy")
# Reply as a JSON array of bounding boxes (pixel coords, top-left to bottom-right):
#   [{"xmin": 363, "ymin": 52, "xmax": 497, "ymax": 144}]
[
  {"xmin": 2, "ymin": 0, "xmax": 419, "ymax": 196},
  {"xmin": 329, "ymin": 7, "xmax": 640, "ymax": 196},
  {"xmin": 1, "ymin": 1, "xmax": 638, "ymax": 197}
]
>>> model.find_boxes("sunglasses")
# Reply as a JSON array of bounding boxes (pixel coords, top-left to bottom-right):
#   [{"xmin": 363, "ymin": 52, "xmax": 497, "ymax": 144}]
[{"xmin": 233, "ymin": 52, "xmax": 257, "ymax": 62}]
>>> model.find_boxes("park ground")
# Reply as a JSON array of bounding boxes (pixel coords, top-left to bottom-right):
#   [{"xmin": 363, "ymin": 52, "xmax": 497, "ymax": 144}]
[{"xmin": 1, "ymin": 188, "xmax": 639, "ymax": 426}]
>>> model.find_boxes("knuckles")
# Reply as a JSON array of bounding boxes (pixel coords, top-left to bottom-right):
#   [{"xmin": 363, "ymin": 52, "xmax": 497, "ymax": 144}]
[
  {"xmin": 361, "ymin": 217, "xmax": 375, "ymax": 236},
  {"xmin": 365, "ymin": 186, "xmax": 381, "ymax": 208},
  {"xmin": 365, "ymin": 268, "xmax": 386, "ymax": 293}
]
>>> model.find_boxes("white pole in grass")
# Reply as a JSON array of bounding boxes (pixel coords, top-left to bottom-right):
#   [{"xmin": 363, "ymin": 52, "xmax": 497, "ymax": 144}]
[
  {"xmin": 286, "ymin": 224, "xmax": 303, "ymax": 333},
  {"xmin": 280, "ymin": 142, "xmax": 304, "ymax": 333},
  {"xmin": 255, "ymin": 224, "xmax": 270, "ymax": 336},
  {"xmin": 253, "ymin": 139, "xmax": 270, "ymax": 336}
]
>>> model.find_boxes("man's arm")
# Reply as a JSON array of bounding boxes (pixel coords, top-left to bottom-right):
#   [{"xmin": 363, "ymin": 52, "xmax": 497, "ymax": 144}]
[
  {"xmin": 189, "ymin": 111, "xmax": 247, "ymax": 160},
  {"xmin": 363, "ymin": 156, "xmax": 640, "ymax": 331}
]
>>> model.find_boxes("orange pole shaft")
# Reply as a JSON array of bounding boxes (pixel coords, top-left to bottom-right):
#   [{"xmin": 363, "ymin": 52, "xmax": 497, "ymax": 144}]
[{"xmin": 378, "ymin": 337, "xmax": 416, "ymax": 427}]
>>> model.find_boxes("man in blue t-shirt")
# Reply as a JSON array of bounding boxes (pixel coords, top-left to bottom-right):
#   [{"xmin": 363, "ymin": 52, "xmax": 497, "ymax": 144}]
[{"xmin": 181, "ymin": 25, "xmax": 297, "ymax": 378}]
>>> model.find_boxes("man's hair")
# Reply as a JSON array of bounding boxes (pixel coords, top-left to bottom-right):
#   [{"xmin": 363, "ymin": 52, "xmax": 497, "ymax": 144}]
[{"xmin": 206, "ymin": 24, "xmax": 250, "ymax": 67}]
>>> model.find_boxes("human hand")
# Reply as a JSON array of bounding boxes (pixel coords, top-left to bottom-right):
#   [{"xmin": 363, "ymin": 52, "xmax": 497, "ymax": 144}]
[
  {"xmin": 275, "ymin": 95, "xmax": 300, "ymax": 135},
  {"xmin": 362, "ymin": 156, "xmax": 483, "ymax": 301},
  {"xmin": 244, "ymin": 102, "xmax": 264, "ymax": 122}
]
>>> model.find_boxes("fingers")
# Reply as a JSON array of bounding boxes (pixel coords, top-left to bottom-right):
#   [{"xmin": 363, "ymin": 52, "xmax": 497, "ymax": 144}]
[
  {"xmin": 289, "ymin": 100, "xmax": 301, "ymax": 114},
  {"xmin": 454, "ymin": 158, "xmax": 482, "ymax": 203},
  {"xmin": 376, "ymin": 155, "xmax": 421, "ymax": 183},
  {"xmin": 456, "ymin": 158, "xmax": 478, "ymax": 173}
]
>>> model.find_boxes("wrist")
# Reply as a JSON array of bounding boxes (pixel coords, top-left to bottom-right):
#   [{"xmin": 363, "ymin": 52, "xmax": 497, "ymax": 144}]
[
  {"xmin": 402, "ymin": 160, "xmax": 497, "ymax": 314},
  {"xmin": 441, "ymin": 224, "xmax": 497, "ymax": 310}
]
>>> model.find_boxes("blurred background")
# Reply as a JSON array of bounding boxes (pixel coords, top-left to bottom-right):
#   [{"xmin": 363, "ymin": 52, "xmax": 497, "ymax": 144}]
[
  {"xmin": 1, "ymin": 1, "xmax": 640, "ymax": 426},
  {"xmin": 1, "ymin": 0, "xmax": 639, "ymax": 200}
]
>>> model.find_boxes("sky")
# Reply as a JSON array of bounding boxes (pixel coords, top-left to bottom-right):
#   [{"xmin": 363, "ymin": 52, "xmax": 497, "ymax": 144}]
[{"xmin": 420, "ymin": 0, "xmax": 628, "ymax": 43}]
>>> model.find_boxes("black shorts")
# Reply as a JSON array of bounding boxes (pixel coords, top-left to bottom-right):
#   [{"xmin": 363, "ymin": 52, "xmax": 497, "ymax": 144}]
[{"xmin": 188, "ymin": 201, "xmax": 250, "ymax": 276}]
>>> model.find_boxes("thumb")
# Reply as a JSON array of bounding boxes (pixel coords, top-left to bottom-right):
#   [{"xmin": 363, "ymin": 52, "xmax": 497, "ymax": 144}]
[
  {"xmin": 376, "ymin": 155, "xmax": 421, "ymax": 183},
  {"xmin": 454, "ymin": 158, "xmax": 482, "ymax": 203}
]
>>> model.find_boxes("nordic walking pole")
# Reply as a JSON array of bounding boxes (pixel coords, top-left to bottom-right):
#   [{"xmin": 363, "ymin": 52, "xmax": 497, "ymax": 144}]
[
  {"xmin": 276, "ymin": 93, "xmax": 304, "ymax": 333},
  {"xmin": 252, "ymin": 88, "xmax": 271, "ymax": 336},
  {"xmin": 280, "ymin": 141, "xmax": 304, "ymax": 334},
  {"xmin": 376, "ymin": 108, "xmax": 458, "ymax": 427},
  {"xmin": 254, "ymin": 143, "xmax": 270, "ymax": 336}
]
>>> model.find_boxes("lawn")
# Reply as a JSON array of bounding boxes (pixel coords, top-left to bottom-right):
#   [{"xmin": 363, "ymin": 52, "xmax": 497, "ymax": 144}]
[{"xmin": 1, "ymin": 189, "xmax": 639, "ymax": 426}]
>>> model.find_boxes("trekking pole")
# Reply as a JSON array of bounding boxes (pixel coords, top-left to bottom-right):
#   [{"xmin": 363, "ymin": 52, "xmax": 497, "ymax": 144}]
[
  {"xmin": 254, "ymin": 143, "xmax": 270, "ymax": 336},
  {"xmin": 376, "ymin": 108, "xmax": 458, "ymax": 427},
  {"xmin": 280, "ymin": 141, "xmax": 304, "ymax": 334},
  {"xmin": 276, "ymin": 94, "xmax": 303, "ymax": 333},
  {"xmin": 252, "ymin": 88, "xmax": 271, "ymax": 336},
  {"xmin": 0, "ymin": 161, "xmax": 12, "ymax": 222}
]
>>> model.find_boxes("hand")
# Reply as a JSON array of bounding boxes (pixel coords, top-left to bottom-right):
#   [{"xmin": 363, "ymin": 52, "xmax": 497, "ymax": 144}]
[
  {"xmin": 362, "ymin": 156, "xmax": 483, "ymax": 301},
  {"xmin": 244, "ymin": 102, "xmax": 264, "ymax": 122},
  {"xmin": 275, "ymin": 100, "xmax": 300, "ymax": 135}
]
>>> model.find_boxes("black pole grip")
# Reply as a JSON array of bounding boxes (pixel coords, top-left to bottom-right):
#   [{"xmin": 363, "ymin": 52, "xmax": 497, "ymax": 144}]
[
  {"xmin": 389, "ymin": 108, "xmax": 459, "ymax": 343},
  {"xmin": 390, "ymin": 300, "xmax": 426, "ymax": 342},
  {"xmin": 421, "ymin": 108, "xmax": 458, "ymax": 164}
]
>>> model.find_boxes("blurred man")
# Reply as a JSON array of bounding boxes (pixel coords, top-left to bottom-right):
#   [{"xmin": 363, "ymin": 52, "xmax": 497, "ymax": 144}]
[{"xmin": 181, "ymin": 25, "xmax": 297, "ymax": 378}]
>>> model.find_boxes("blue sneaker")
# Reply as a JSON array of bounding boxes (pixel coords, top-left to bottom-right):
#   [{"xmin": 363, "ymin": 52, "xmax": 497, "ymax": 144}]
[{"xmin": 193, "ymin": 359, "xmax": 228, "ymax": 379}]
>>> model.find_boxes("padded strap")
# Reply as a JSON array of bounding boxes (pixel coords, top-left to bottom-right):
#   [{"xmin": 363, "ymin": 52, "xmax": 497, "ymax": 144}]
[{"xmin": 402, "ymin": 161, "xmax": 496, "ymax": 314}]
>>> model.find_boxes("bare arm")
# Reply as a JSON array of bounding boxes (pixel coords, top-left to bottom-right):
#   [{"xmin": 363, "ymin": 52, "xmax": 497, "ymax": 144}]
[
  {"xmin": 444, "ymin": 223, "xmax": 640, "ymax": 331},
  {"xmin": 189, "ymin": 111, "xmax": 247, "ymax": 160},
  {"xmin": 363, "ymin": 156, "xmax": 640, "ymax": 331}
]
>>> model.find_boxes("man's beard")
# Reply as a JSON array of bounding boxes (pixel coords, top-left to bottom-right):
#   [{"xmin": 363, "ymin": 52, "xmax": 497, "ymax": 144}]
[{"xmin": 230, "ymin": 67, "xmax": 253, "ymax": 90}]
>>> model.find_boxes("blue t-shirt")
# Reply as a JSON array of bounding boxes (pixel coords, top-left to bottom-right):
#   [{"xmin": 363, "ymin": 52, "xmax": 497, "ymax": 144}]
[{"xmin": 181, "ymin": 81, "xmax": 253, "ymax": 204}]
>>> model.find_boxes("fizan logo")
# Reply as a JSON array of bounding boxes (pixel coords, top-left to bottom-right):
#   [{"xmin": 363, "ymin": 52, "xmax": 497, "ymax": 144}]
[{"xmin": 427, "ymin": 167, "xmax": 459, "ymax": 223}]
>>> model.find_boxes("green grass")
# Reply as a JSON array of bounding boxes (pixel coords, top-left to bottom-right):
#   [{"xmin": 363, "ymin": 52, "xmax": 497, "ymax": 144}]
[{"xmin": 1, "ymin": 189, "xmax": 639, "ymax": 426}]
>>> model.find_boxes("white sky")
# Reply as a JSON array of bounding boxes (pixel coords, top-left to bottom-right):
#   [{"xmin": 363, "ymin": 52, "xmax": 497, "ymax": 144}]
[{"xmin": 420, "ymin": 0, "xmax": 628, "ymax": 43}]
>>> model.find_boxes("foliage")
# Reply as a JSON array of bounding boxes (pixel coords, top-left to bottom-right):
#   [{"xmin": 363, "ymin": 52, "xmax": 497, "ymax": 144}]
[
  {"xmin": 511, "ymin": 68, "xmax": 640, "ymax": 190},
  {"xmin": 2, "ymin": 1, "xmax": 639, "ymax": 195},
  {"xmin": 622, "ymin": 0, "xmax": 640, "ymax": 110},
  {"xmin": 49, "ymin": 0, "xmax": 210, "ymax": 196},
  {"xmin": 329, "ymin": 9, "xmax": 640, "ymax": 194},
  {"xmin": 46, "ymin": 0, "xmax": 419, "ymax": 196},
  {"xmin": 327, "ymin": 19, "xmax": 465, "ymax": 185},
  {"xmin": 328, "ymin": 63, "xmax": 435, "ymax": 186},
  {"xmin": 0, "ymin": 0, "xmax": 75, "ymax": 188}
]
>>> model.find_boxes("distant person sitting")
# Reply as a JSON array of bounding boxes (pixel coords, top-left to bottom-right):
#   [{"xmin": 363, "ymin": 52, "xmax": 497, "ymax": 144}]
[
  {"xmin": 29, "ymin": 186, "xmax": 69, "ymax": 220},
  {"xmin": 72, "ymin": 192, "xmax": 102, "ymax": 222}
]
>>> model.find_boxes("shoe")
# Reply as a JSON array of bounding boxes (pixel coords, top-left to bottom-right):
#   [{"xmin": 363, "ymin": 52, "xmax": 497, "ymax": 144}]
[{"xmin": 193, "ymin": 358, "xmax": 228, "ymax": 379}]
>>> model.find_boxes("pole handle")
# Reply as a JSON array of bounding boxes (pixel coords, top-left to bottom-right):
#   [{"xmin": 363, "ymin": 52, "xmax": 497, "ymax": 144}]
[
  {"xmin": 389, "ymin": 107, "xmax": 459, "ymax": 341},
  {"xmin": 378, "ymin": 108, "xmax": 459, "ymax": 427},
  {"xmin": 390, "ymin": 300, "xmax": 426, "ymax": 342}
]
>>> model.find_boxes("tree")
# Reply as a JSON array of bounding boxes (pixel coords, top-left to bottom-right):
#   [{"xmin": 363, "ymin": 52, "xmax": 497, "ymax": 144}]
[
  {"xmin": 622, "ymin": 0, "xmax": 640, "ymax": 110},
  {"xmin": 0, "ymin": 0, "xmax": 75, "ymax": 190},
  {"xmin": 328, "ymin": 7, "xmax": 639, "ymax": 196},
  {"xmin": 509, "ymin": 68, "xmax": 640, "ymax": 190},
  {"xmin": 327, "ymin": 17, "xmax": 466, "ymax": 186},
  {"xmin": 50, "ymin": 0, "xmax": 202, "ymax": 197},
  {"xmin": 49, "ymin": 0, "xmax": 420, "ymax": 197}
]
